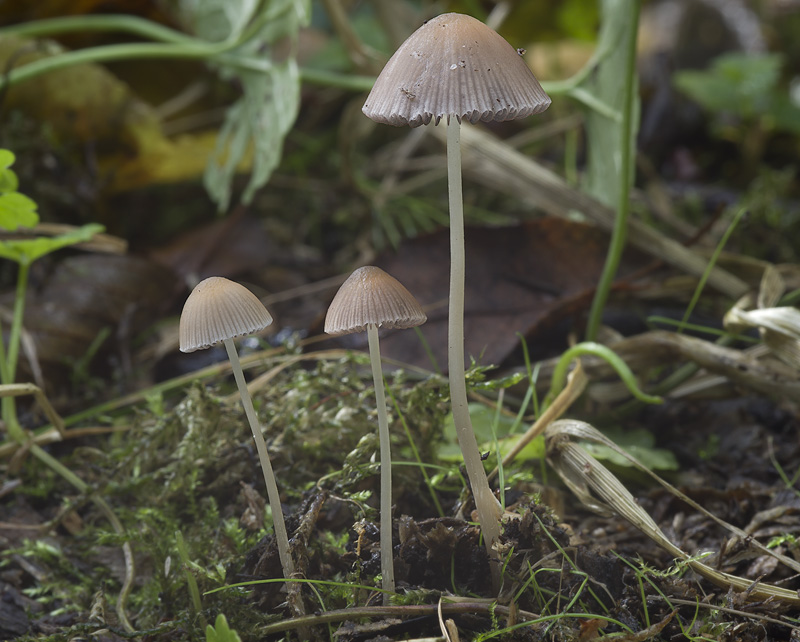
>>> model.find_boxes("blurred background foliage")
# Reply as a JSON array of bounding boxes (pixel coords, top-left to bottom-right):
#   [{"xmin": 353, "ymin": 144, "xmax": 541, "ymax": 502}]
[{"xmin": 0, "ymin": 0, "xmax": 799, "ymax": 392}]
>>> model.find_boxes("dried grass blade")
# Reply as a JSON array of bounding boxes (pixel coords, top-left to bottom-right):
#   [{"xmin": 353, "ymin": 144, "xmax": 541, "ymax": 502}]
[{"xmin": 545, "ymin": 419, "xmax": 800, "ymax": 606}]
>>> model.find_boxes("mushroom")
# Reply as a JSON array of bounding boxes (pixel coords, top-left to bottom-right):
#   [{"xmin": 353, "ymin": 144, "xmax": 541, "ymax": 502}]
[
  {"xmin": 362, "ymin": 13, "xmax": 550, "ymax": 585},
  {"xmin": 325, "ymin": 266, "xmax": 427, "ymax": 602},
  {"xmin": 179, "ymin": 276, "xmax": 295, "ymax": 580}
]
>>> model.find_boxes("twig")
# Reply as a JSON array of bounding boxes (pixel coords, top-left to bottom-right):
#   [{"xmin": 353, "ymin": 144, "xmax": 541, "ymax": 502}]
[{"xmin": 260, "ymin": 601, "xmax": 540, "ymax": 636}]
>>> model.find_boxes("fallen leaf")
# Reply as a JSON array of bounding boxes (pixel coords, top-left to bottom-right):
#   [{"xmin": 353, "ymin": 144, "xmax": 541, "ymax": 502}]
[{"xmin": 344, "ymin": 218, "xmax": 651, "ymax": 372}]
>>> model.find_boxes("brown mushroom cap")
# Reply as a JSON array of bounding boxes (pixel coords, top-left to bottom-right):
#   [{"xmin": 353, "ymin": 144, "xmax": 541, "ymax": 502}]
[
  {"xmin": 325, "ymin": 266, "xmax": 427, "ymax": 336},
  {"xmin": 362, "ymin": 12, "xmax": 551, "ymax": 128},
  {"xmin": 179, "ymin": 276, "xmax": 273, "ymax": 353}
]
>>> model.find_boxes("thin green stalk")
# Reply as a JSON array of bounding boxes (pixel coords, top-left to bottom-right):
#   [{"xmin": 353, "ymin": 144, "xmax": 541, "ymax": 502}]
[
  {"xmin": 300, "ymin": 68, "xmax": 376, "ymax": 91},
  {"xmin": 546, "ymin": 341, "xmax": 661, "ymax": 407},
  {"xmin": 175, "ymin": 530, "xmax": 205, "ymax": 621},
  {"xmin": 0, "ymin": 14, "xmax": 200, "ymax": 45},
  {"xmin": 585, "ymin": 0, "xmax": 640, "ymax": 341},
  {"xmin": 0, "ymin": 41, "xmax": 242, "ymax": 90},
  {"xmin": 0, "ymin": 319, "xmax": 15, "ymax": 440},
  {"xmin": 8, "ymin": 262, "xmax": 29, "ymax": 380},
  {"xmin": 0, "ymin": 262, "xmax": 30, "ymax": 439},
  {"xmin": 677, "ymin": 206, "xmax": 748, "ymax": 332}
]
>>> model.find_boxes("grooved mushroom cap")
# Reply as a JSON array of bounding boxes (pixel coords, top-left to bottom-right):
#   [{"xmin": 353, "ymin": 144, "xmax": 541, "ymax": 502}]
[
  {"xmin": 179, "ymin": 276, "xmax": 273, "ymax": 353},
  {"xmin": 362, "ymin": 12, "xmax": 551, "ymax": 128},
  {"xmin": 325, "ymin": 266, "xmax": 427, "ymax": 336}
]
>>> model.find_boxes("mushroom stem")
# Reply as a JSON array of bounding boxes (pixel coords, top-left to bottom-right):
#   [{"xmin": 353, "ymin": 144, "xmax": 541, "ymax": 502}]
[
  {"xmin": 223, "ymin": 337, "xmax": 295, "ymax": 579},
  {"xmin": 446, "ymin": 117, "xmax": 503, "ymax": 590},
  {"xmin": 367, "ymin": 323, "xmax": 395, "ymax": 603}
]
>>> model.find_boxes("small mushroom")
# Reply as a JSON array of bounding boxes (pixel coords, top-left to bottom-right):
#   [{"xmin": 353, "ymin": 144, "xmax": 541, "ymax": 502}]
[
  {"xmin": 325, "ymin": 266, "xmax": 426, "ymax": 602},
  {"xmin": 179, "ymin": 276, "xmax": 295, "ymax": 579},
  {"xmin": 363, "ymin": 13, "xmax": 550, "ymax": 587}
]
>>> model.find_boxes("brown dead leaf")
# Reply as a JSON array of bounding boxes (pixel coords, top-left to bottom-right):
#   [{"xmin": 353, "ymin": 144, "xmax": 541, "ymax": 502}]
[
  {"xmin": 149, "ymin": 208, "xmax": 273, "ymax": 286},
  {"xmin": 578, "ymin": 617, "xmax": 607, "ymax": 642},
  {"xmin": 354, "ymin": 218, "xmax": 650, "ymax": 372},
  {"xmin": 22, "ymin": 253, "xmax": 175, "ymax": 387}
]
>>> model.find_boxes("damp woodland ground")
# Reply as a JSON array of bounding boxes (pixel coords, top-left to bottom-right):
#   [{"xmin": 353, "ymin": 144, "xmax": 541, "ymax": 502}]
[
  {"xmin": 2, "ymin": 1, "xmax": 800, "ymax": 641},
  {"xmin": 1, "ymin": 352, "xmax": 799, "ymax": 641}
]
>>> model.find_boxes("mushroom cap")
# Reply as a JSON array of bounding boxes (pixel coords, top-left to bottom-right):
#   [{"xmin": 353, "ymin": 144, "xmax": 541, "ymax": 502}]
[
  {"xmin": 362, "ymin": 12, "xmax": 551, "ymax": 128},
  {"xmin": 179, "ymin": 276, "xmax": 273, "ymax": 353},
  {"xmin": 325, "ymin": 266, "xmax": 427, "ymax": 336}
]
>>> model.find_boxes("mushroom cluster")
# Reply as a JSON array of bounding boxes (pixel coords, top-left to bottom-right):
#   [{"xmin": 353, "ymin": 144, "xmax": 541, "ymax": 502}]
[{"xmin": 177, "ymin": 11, "xmax": 550, "ymax": 605}]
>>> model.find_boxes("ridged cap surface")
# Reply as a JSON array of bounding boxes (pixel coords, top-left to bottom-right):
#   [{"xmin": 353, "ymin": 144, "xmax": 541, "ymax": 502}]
[
  {"xmin": 325, "ymin": 266, "xmax": 427, "ymax": 336},
  {"xmin": 363, "ymin": 12, "xmax": 551, "ymax": 128},
  {"xmin": 180, "ymin": 276, "xmax": 273, "ymax": 353}
]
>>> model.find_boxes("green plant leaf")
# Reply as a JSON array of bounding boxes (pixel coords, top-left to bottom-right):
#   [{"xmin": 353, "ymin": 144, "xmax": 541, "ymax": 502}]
[
  {"xmin": 0, "ymin": 223, "xmax": 103, "ymax": 265},
  {"xmin": 204, "ymin": 59, "xmax": 301, "ymax": 210},
  {"xmin": 582, "ymin": 427, "xmax": 678, "ymax": 471},
  {"xmin": 179, "ymin": 0, "xmax": 260, "ymax": 43},
  {"xmin": 205, "ymin": 614, "xmax": 242, "ymax": 642},
  {"xmin": 579, "ymin": 0, "xmax": 639, "ymax": 208},
  {"xmin": 674, "ymin": 53, "xmax": 789, "ymax": 123},
  {"xmin": 0, "ymin": 149, "xmax": 19, "ymax": 193},
  {"xmin": 186, "ymin": 0, "xmax": 311, "ymax": 211},
  {"xmin": 0, "ymin": 192, "xmax": 39, "ymax": 230}
]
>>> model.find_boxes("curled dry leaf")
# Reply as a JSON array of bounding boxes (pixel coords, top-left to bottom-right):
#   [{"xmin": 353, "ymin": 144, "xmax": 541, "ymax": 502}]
[
  {"xmin": 545, "ymin": 418, "xmax": 800, "ymax": 607},
  {"xmin": 725, "ymin": 264, "xmax": 800, "ymax": 369}
]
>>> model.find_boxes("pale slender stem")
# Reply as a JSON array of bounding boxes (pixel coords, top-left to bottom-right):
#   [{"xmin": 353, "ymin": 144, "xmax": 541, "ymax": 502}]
[
  {"xmin": 446, "ymin": 117, "xmax": 502, "ymax": 590},
  {"xmin": 223, "ymin": 338, "xmax": 294, "ymax": 579},
  {"xmin": 367, "ymin": 324, "xmax": 395, "ymax": 603}
]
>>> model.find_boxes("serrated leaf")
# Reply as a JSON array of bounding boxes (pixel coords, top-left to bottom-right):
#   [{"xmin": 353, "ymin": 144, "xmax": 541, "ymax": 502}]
[
  {"xmin": 188, "ymin": 0, "xmax": 310, "ymax": 211},
  {"xmin": 0, "ymin": 192, "xmax": 38, "ymax": 230},
  {"xmin": 0, "ymin": 223, "xmax": 103, "ymax": 266},
  {"xmin": 204, "ymin": 59, "xmax": 301, "ymax": 210}
]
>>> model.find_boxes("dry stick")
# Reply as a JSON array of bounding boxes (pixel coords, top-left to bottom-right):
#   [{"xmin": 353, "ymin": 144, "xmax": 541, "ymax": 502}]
[
  {"xmin": 447, "ymin": 118, "xmax": 503, "ymax": 590},
  {"xmin": 366, "ymin": 324, "xmax": 395, "ymax": 602},
  {"xmin": 488, "ymin": 365, "xmax": 588, "ymax": 482},
  {"xmin": 260, "ymin": 601, "xmax": 540, "ymax": 637},
  {"xmin": 223, "ymin": 338, "xmax": 294, "ymax": 579}
]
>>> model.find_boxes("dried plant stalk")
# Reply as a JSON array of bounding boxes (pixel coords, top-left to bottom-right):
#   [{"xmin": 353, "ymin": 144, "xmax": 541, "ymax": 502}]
[{"xmin": 545, "ymin": 419, "xmax": 800, "ymax": 607}]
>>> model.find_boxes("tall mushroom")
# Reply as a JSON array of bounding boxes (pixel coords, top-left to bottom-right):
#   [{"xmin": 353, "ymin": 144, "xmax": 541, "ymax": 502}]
[
  {"xmin": 179, "ymin": 276, "xmax": 295, "ymax": 580},
  {"xmin": 325, "ymin": 266, "xmax": 427, "ymax": 603},
  {"xmin": 362, "ymin": 13, "xmax": 550, "ymax": 584}
]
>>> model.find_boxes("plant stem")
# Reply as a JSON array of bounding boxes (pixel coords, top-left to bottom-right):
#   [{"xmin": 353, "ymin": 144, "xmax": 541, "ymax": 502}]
[
  {"xmin": 223, "ymin": 338, "xmax": 294, "ymax": 579},
  {"xmin": 8, "ymin": 262, "xmax": 29, "ymax": 380},
  {"xmin": 367, "ymin": 324, "xmax": 395, "ymax": 603},
  {"xmin": 585, "ymin": 0, "xmax": 641, "ymax": 341},
  {"xmin": 0, "ymin": 41, "xmax": 240, "ymax": 90},
  {"xmin": 546, "ymin": 342, "xmax": 662, "ymax": 408},
  {"xmin": 0, "ymin": 262, "xmax": 30, "ymax": 441},
  {"xmin": 0, "ymin": 14, "xmax": 199, "ymax": 45},
  {"xmin": 446, "ymin": 117, "xmax": 502, "ymax": 591}
]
